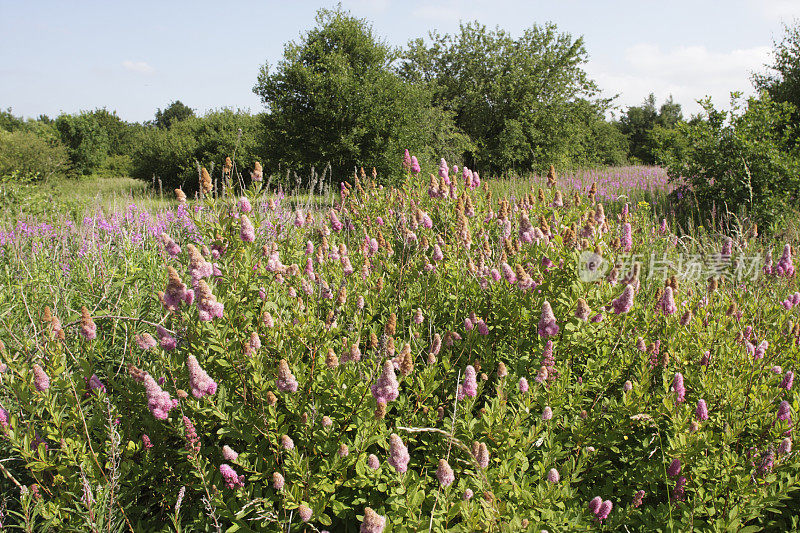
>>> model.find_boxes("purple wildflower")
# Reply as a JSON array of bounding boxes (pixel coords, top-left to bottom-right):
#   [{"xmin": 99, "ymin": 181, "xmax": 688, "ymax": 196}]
[
  {"xmin": 276, "ymin": 359, "xmax": 299, "ymax": 393},
  {"xmin": 436, "ymin": 459, "xmax": 455, "ymax": 486},
  {"xmin": 612, "ymin": 285, "xmax": 635, "ymax": 314},
  {"xmin": 696, "ymin": 399, "xmax": 708, "ymax": 421},
  {"xmin": 388, "ymin": 433, "xmax": 410, "ymax": 474},
  {"xmin": 547, "ymin": 468, "xmax": 560, "ymax": 483},
  {"xmin": 220, "ymin": 464, "xmax": 244, "ymax": 489},
  {"xmin": 459, "ymin": 365, "xmax": 478, "ymax": 399},
  {"xmin": 667, "ymin": 458, "xmax": 681, "ymax": 477},
  {"xmin": 781, "ymin": 371, "xmax": 794, "ymax": 391},
  {"xmin": 187, "ymin": 355, "xmax": 217, "ymax": 398},
  {"xmin": 672, "ymin": 373, "xmax": 686, "ymax": 403},
  {"xmin": 32, "ymin": 364, "xmax": 50, "ymax": 392},
  {"xmin": 371, "ymin": 361, "xmax": 400, "ymax": 403},
  {"xmin": 659, "ymin": 287, "xmax": 677, "ymax": 316},
  {"xmin": 778, "ymin": 401, "xmax": 791, "ymax": 422},
  {"xmin": 367, "ymin": 454, "xmax": 380, "ymax": 470},
  {"xmin": 597, "ymin": 500, "xmax": 613, "ymax": 520},
  {"xmin": 538, "ymin": 300, "xmax": 559, "ymax": 338},
  {"xmin": 360, "ymin": 508, "xmax": 386, "ymax": 533},
  {"xmin": 143, "ymin": 374, "xmax": 177, "ymax": 420},
  {"xmin": 222, "ymin": 445, "xmax": 238, "ymax": 462}
]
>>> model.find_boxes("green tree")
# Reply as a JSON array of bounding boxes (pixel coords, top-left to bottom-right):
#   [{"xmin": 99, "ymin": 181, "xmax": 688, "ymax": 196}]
[
  {"xmin": 400, "ymin": 22, "xmax": 603, "ymax": 173},
  {"xmin": 131, "ymin": 109, "xmax": 264, "ymax": 192},
  {"xmin": 253, "ymin": 7, "xmax": 449, "ymax": 182},
  {"xmin": 155, "ymin": 100, "xmax": 195, "ymax": 129},
  {"xmin": 753, "ymin": 21, "xmax": 800, "ymax": 121},
  {"xmin": 54, "ymin": 111, "xmax": 110, "ymax": 175},
  {"xmin": 0, "ymin": 129, "xmax": 71, "ymax": 180},
  {"xmin": 666, "ymin": 94, "xmax": 799, "ymax": 229},
  {"xmin": 0, "ymin": 108, "xmax": 24, "ymax": 132},
  {"xmin": 616, "ymin": 94, "xmax": 684, "ymax": 164}
]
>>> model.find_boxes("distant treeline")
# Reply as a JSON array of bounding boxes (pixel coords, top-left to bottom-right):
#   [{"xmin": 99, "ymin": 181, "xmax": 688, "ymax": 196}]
[
  {"xmin": 0, "ymin": 8, "xmax": 692, "ymax": 190},
  {"xmin": 1, "ymin": 8, "xmax": 799, "ymax": 228}
]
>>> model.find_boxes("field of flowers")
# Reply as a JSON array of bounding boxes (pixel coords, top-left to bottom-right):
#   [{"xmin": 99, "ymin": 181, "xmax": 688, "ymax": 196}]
[{"xmin": 0, "ymin": 158, "xmax": 798, "ymax": 532}]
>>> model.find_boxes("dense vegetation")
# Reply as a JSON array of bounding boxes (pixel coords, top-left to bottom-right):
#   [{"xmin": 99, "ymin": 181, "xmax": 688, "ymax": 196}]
[
  {"xmin": 0, "ymin": 160, "xmax": 797, "ymax": 531},
  {"xmin": 2, "ymin": 10, "xmax": 799, "ymax": 229}
]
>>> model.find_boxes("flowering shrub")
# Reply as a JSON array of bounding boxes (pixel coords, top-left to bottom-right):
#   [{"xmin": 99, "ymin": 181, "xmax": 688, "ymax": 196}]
[{"xmin": 0, "ymin": 159, "xmax": 798, "ymax": 531}]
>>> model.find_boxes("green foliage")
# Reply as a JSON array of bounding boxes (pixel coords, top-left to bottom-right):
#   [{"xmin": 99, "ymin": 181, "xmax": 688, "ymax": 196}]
[
  {"xmin": 400, "ymin": 21, "xmax": 613, "ymax": 173},
  {"xmin": 253, "ymin": 7, "xmax": 455, "ymax": 183},
  {"xmin": 0, "ymin": 129, "xmax": 71, "ymax": 181},
  {"xmin": 54, "ymin": 111, "xmax": 111, "ymax": 175},
  {"xmin": 154, "ymin": 100, "xmax": 195, "ymax": 130},
  {"xmin": 0, "ymin": 172, "xmax": 798, "ymax": 530},
  {"xmin": 131, "ymin": 109, "xmax": 264, "ymax": 192},
  {"xmin": 753, "ymin": 21, "xmax": 800, "ymax": 128},
  {"xmin": 616, "ymin": 94, "xmax": 684, "ymax": 164},
  {"xmin": 0, "ymin": 107, "xmax": 25, "ymax": 132},
  {"xmin": 666, "ymin": 94, "xmax": 800, "ymax": 230}
]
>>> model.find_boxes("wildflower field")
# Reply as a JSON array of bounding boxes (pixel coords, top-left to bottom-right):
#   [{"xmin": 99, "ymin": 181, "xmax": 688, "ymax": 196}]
[{"xmin": 0, "ymin": 158, "xmax": 798, "ymax": 532}]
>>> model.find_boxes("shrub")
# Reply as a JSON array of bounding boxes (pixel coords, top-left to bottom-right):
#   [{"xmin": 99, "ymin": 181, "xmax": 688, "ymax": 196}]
[
  {"xmin": 0, "ymin": 164, "xmax": 799, "ymax": 530},
  {"xmin": 666, "ymin": 95, "xmax": 800, "ymax": 231},
  {"xmin": 0, "ymin": 129, "xmax": 71, "ymax": 180}
]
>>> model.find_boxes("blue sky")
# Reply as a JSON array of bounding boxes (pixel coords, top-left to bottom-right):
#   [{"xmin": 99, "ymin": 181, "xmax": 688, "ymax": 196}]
[{"xmin": 1, "ymin": 0, "xmax": 798, "ymax": 122}]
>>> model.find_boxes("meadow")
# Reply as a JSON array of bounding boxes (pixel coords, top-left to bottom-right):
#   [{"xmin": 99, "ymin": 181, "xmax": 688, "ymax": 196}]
[{"xmin": 0, "ymin": 159, "xmax": 798, "ymax": 532}]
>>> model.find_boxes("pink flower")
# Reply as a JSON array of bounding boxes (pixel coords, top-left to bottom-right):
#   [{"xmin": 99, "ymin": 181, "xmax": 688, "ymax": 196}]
[
  {"xmin": 518, "ymin": 377, "xmax": 529, "ymax": 393},
  {"xmin": 538, "ymin": 301, "xmax": 559, "ymax": 338},
  {"xmin": 220, "ymin": 464, "xmax": 244, "ymax": 489},
  {"xmin": 371, "ymin": 361, "xmax": 400, "ymax": 403},
  {"xmin": 238, "ymin": 196, "xmax": 252, "ymax": 214},
  {"xmin": 143, "ymin": 374, "xmax": 177, "ymax": 420},
  {"xmin": 459, "ymin": 365, "xmax": 478, "ymax": 399},
  {"xmin": 410, "ymin": 156, "xmax": 421, "ymax": 174},
  {"xmin": 542, "ymin": 406, "xmax": 553, "ymax": 421},
  {"xmin": 187, "ymin": 355, "xmax": 217, "ymax": 398},
  {"xmin": 547, "ymin": 468, "xmax": 560, "ymax": 483},
  {"xmin": 659, "ymin": 287, "xmax": 677, "ymax": 316},
  {"xmin": 668, "ymin": 458, "xmax": 681, "ymax": 477},
  {"xmin": 672, "ymin": 373, "xmax": 686, "ymax": 403},
  {"xmin": 240, "ymin": 215, "xmax": 255, "ymax": 243},
  {"xmin": 781, "ymin": 371, "xmax": 794, "ymax": 390},
  {"xmin": 436, "ymin": 458, "xmax": 455, "ymax": 486},
  {"xmin": 612, "ymin": 285, "xmax": 635, "ymax": 314},
  {"xmin": 360, "ymin": 508, "xmax": 386, "ymax": 533},
  {"xmin": 222, "ymin": 445, "xmax": 239, "ymax": 462},
  {"xmin": 597, "ymin": 500, "xmax": 613, "ymax": 520},
  {"xmin": 276, "ymin": 359, "xmax": 299, "ymax": 393},
  {"xmin": 272, "ymin": 472, "xmax": 285, "ymax": 490},
  {"xmin": 367, "ymin": 454, "xmax": 380, "ymax": 470},
  {"xmin": 32, "ymin": 364, "xmax": 50, "ymax": 392},
  {"xmin": 696, "ymin": 399, "xmax": 708, "ymax": 421},
  {"xmin": 388, "ymin": 433, "xmax": 410, "ymax": 473}
]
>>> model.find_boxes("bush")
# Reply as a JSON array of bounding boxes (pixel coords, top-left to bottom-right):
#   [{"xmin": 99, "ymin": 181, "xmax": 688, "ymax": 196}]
[
  {"xmin": 666, "ymin": 95, "xmax": 800, "ymax": 230},
  {"xmin": 1, "ymin": 170, "xmax": 799, "ymax": 530},
  {"xmin": 0, "ymin": 129, "xmax": 71, "ymax": 180},
  {"xmin": 131, "ymin": 109, "xmax": 265, "ymax": 193}
]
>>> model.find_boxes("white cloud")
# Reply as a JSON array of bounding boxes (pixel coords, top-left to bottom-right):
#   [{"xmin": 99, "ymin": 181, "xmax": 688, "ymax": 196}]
[
  {"xmin": 122, "ymin": 60, "xmax": 154, "ymax": 74},
  {"xmin": 588, "ymin": 44, "xmax": 773, "ymax": 116}
]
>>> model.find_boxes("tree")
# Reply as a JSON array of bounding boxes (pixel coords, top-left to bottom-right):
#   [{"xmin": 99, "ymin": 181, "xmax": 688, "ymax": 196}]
[
  {"xmin": 754, "ymin": 21, "xmax": 800, "ymax": 116},
  {"xmin": 131, "ymin": 108, "xmax": 265, "ymax": 192},
  {"xmin": 155, "ymin": 101, "xmax": 195, "ymax": 129},
  {"xmin": 54, "ymin": 111, "xmax": 110, "ymax": 175},
  {"xmin": 399, "ymin": 22, "xmax": 603, "ymax": 173},
  {"xmin": 666, "ymin": 95, "xmax": 799, "ymax": 229},
  {"xmin": 253, "ymin": 7, "xmax": 451, "ymax": 182},
  {"xmin": 616, "ymin": 94, "xmax": 683, "ymax": 164}
]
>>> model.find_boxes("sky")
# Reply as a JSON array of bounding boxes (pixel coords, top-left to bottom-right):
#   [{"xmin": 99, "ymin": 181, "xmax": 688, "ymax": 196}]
[{"xmin": 1, "ymin": 0, "xmax": 799, "ymax": 123}]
